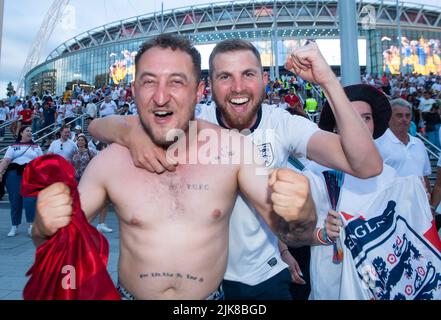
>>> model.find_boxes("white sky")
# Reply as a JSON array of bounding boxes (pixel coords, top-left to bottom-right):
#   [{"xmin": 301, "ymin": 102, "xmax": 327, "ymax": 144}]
[{"xmin": 1, "ymin": 0, "xmax": 440, "ymax": 98}]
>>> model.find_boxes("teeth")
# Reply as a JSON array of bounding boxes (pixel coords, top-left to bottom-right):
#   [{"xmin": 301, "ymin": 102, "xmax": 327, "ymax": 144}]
[
  {"xmin": 230, "ymin": 98, "xmax": 249, "ymax": 104},
  {"xmin": 155, "ymin": 111, "xmax": 171, "ymax": 116}
]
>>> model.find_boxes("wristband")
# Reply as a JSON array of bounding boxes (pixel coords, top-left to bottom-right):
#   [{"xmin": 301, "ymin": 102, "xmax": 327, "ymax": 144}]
[{"xmin": 316, "ymin": 228, "xmax": 328, "ymax": 245}]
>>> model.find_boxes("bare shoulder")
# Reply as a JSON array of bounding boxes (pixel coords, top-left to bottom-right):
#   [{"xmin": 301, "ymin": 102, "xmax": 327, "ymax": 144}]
[
  {"xmin": 87, "ymin": 143, "xmax": 133, "ymax": 170},
  {"xmin": 196, "ymin": 119, "xmax": 223, "ymax": 132}
]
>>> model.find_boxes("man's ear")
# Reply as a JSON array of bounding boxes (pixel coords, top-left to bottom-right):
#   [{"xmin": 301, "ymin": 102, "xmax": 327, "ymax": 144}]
[
  {"xmin": 263, "ymin": 71, "xmax": 269, "ymax": 86},
  {"xmin": 131, "ymin": 80, "xmax": 136, "ymax": 98},
  {"xmin": 196, "ymin": 80, "xmax": 205, "ymax": 102}
]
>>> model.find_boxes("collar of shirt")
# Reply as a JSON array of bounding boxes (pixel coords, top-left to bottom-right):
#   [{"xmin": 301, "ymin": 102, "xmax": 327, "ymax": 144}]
[{"xmin": 386, "ymin": 128, "xmax": 416, "ymax": 147}]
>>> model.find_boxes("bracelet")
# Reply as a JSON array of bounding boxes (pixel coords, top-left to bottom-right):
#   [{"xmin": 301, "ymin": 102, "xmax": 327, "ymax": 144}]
[
  {"xmin": 280, "ymin": 249, "xmax": 289, "ymax": 256},
  {"xmin": 316, "ymin": 228, "xmax": 328, "ymax": 245}
]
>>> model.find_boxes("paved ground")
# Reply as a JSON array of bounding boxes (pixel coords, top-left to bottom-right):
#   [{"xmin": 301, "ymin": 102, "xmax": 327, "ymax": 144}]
[{"xmin": 0, "ymin": 203, "xmax": 119, "ymax": 300}]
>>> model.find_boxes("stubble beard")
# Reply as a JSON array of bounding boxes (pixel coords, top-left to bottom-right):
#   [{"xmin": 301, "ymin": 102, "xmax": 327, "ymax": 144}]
[{"xmin": 140, "ymin": 116, "xmax": 191, "ymax": 150}]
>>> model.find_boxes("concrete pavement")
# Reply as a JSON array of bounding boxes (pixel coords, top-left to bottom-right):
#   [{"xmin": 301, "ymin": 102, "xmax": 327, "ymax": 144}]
[{"xmin": 0, "ymin": 203, "xmax": 120, "ymax": 300}]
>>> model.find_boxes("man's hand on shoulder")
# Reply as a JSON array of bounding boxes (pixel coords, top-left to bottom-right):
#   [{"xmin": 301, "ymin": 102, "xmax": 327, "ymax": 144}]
[{"xmin": 125, "ymin": 117, "xmax": 177, "ymax": 173}]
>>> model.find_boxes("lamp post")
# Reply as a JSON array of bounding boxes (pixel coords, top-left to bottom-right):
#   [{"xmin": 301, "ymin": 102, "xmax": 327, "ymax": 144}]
[{"xmin": 339, "ymin": 0, "xmax": 361, "ymax": 86}]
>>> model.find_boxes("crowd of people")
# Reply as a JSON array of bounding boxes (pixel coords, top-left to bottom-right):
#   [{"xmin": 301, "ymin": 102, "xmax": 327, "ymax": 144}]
[
  {"xmin": 0, "ymin": 33, "xmax": 440, "ymax": 300},
  {"xmin": 0, "ymin": 83, "xmax": 142, "ymax": 237}
]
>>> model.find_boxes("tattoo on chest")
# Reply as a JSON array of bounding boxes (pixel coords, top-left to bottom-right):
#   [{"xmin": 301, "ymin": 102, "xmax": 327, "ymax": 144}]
[
  {"xmin": 139, "ymin": 272, "xmax": 204, "ymax": 283},
  {"xmin": 187, "ymin": 184, "xmax": 209, "ymax": 191}
]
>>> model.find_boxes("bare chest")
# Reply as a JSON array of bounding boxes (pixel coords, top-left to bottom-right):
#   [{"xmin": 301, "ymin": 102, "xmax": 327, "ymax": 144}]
[{"xmin": 107, "ymin": 164, "xmax": 238, "ymax": 226}]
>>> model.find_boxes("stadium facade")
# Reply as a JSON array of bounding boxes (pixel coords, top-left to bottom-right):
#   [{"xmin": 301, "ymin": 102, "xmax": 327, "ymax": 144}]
[{"xmin": 25, "ymin": 0, "xmax": 441, "ymax": 96}]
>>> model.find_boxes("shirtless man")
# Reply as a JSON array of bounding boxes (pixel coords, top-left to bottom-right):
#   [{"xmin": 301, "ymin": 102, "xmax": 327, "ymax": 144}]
[{"xmin": 32, "ymin": 35, "xmax": 316, "ymax": 300}]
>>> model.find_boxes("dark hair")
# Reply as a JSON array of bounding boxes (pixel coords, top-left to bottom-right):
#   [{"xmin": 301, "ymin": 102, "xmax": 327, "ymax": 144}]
[
  {"xmin": 208, "ymin": 39, "xmax": 262, "ymax": 80},
  {"xmin": 60, "ymin": 125, "xmax": 70, "ymax": 132},
  {"xmin": 76, "ymin": 134, "xmax": 89, "ymax": 147},
  {"xmin": 135, "ymin": 34, "xmax": 201, "ymax": 83},
  {"xmin": 16, "ymin": 125, "xmax": 32, "ymax": 143}
]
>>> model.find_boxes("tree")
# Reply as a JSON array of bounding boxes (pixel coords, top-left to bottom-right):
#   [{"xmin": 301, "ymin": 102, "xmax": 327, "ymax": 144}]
[{"xmin": 6, "ymin": 82, "xmax": 15, "ymax": 98}]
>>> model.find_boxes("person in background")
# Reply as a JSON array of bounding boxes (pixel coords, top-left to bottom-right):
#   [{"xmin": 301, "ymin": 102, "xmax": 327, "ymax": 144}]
[
  {"xmin": 0, "ymin": 126, "xmax": 43, "ymax": 237},
  {"xmin": 85, "ymin": 98, "xmax": 98, "ymax": 126},
  {"xmin": 47, "ymin": 125, "xmax": 78, "ymax": 163},
  {"xmin": 304, "ymin": 84, "xmax": 393, "ymax": 299},
  {"xmin": 376, "ymin": 98, "xmax": 432, "ymax": 193},
  {"xmin": 0, "ymin": 100, "xmax": 10, "ymax": 141},
  {"xmin": 422, "ymin": 102, "xmax": 441, "ymax": 152},
  {"xmin": 71, "ymin": 134, "xmax": 96, "ymax": 182}
]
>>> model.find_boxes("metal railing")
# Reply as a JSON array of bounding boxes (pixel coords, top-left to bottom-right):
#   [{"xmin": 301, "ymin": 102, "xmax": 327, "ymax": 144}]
[
  {"xmin": 0, "ymin": 118, "xmax": 20, "ymax": 130},
  {"xmin": 33, "ymin": 113, "xmax": 89, "ymax": 147},
  {"xmin": 0, "ymin": 98, "xmax": 105, "ymax": 155},
  {"xmin": 416, "ymin": 132, "xmax": 441, "ymax": 161}
]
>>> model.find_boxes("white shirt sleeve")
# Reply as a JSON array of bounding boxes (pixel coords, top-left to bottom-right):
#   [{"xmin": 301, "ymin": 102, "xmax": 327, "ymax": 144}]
[
  {"xmin": 279, "ymin": 110, "xmax": 319, "ymax": 158},
  {"xmin": 4, "ymin": 146, "xmax": 14, "ymax": 160},
  {"xmin": 422, "ymin": 145, "xmax": 432, "ymax": 177}
]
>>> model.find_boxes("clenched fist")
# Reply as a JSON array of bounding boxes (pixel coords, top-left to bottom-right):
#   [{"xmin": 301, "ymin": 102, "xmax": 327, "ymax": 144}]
[
  {"xmin": 284, "ymin": 42, "xmax": 336, "ymax": 87},
  {"xmin": 33, "ymin": 182, "xmax": 73, "ymax": 239},
  {"xmin": 269, "ymin": 168, "xmax": 315, "ymax": 224}
]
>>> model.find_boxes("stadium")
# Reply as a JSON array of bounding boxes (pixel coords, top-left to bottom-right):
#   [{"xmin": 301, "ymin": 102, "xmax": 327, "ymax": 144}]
[{"xmin": 25, "ymin": 0, "xmax": 441, "ymax": 96}]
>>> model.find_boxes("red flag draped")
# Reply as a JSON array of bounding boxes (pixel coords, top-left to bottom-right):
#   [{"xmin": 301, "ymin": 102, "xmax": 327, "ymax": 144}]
[{"xmin": 21, "ymin": 154, "xmax": 120, "ymax": 300}]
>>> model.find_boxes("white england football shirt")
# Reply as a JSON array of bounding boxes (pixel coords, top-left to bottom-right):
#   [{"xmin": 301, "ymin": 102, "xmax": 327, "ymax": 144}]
[{"xmin": 197, "ymin": 103, "xmax": 319, "ymax": 284}]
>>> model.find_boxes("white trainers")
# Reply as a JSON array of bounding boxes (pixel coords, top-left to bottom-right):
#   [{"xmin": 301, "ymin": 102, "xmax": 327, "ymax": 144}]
[
  {"xmin": 28, "ymin": 224, "xmax": 33, "ymax": 237},
  {"xmin": 97, "ymin": 223, "xmax": 113, "ymax": 233},
  {"xmin": 7, "ymin": 226, "xmax": 18, "ymax": 237}
]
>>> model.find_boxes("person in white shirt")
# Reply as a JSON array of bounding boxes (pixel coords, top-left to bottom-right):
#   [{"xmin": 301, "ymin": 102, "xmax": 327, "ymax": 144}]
[
  {"xmin": 127, "ymin": 96, "xmax": 137, "ymax": 115},
  {"xmin": 432, "ymin": 79, "xmax": 441, "ymax": 93},
  {"xmin": 277, "ymin": 94, "xmax": 290, "ymax": 110},
  {"xmin": 99, "ymin": 95, "xmax": 117, "ymax": 118},
  {"xmin": 376, "ymin": 98, "xmax": 432, "ymax": 192},
  {"xmin": 47, "ymin": 125, "xmax": 78, "ymax": 162},
  {"xmin": 0, "ymin": 100, "xmax": 10, "ymax": 141},
  {"xmin": 418, "ymin": 91, "xmax": 436, "ymax": 117},
  {"xmin": 55, "ymin": 103, "xmax": 65, "ymax": 127},
  {"xmin": 303, "ymin": 83, "xmax": 393, "ymax": 299},
  {"xmin": 10, "ymin": 100, "xmax": 23, "ymax": 137},
  {"xmin": 0, "ymin": 126, "xmax": 43, "ymax": 237},
  {"xmin": 63, "ymin": 99, "xmax": 77, "ymax": 126},
  {"xmin": 111, "ymin": 86, "xmax": 120, "ymax": 104},
  {"xmin": 85, "ymin": 99, "xmax": 98, "ymax": 125}
]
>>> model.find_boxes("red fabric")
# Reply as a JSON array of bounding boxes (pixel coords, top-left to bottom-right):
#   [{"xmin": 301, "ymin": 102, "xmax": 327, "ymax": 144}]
[
  {"xmin": 19, "ymin": 109, "xmax": 33, "ymax": 124},
  {"xmin": 21, "ymin": 154, "xmax": 120, "ymax": 300},
  {"xmin": 285, "ymin": 94, "xmax": 299, "ymax": 107}
]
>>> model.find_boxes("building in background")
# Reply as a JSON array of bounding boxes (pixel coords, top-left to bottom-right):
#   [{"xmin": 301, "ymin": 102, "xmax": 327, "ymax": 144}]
[{"xmin": 24, "ymin": 0, "xmax": 441, "ymax": 96}]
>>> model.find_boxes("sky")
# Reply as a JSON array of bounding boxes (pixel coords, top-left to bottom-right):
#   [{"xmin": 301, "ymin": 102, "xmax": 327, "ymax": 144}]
[{"xmin": 1, "ymin": 0, "xmax": 440, "ymax": 99}]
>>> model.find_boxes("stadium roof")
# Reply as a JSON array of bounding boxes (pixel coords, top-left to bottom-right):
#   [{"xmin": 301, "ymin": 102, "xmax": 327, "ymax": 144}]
[{"xmin": 46, "ymin": 0, "xmax": 441, "ymax": 61}]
